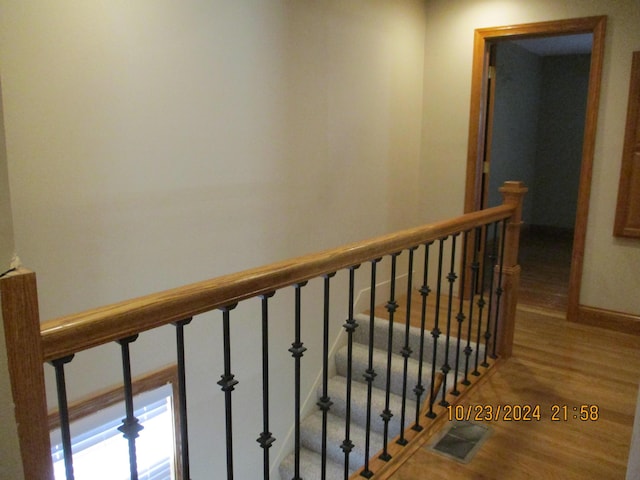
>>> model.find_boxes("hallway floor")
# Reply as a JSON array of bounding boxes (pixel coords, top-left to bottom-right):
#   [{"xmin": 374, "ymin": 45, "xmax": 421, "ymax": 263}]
[
  {"xmin": 388, "ymin": 303, "xmax": 640, "ymax": 479},
  {"xmin": 384, "ymin": 230, "xmax": 639, "ymax": 479},
  {"xmin": 517, "ymin": 226, "xmax": 573, "ymax": 312}
]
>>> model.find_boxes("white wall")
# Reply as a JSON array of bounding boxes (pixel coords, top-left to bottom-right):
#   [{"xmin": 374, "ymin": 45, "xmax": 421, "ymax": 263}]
[
  {"xmin": 1, "ymin": 1, "xmax": 426, "ymax": 321},
  {"xmin": 0, "ymin": 1, "xmax": 426, "ymax": 477},
  {"xmin": 0, "ymin": 82, "xmax": 23, "ymax": 479},
  {"xmin": 420, "ymin": 0, "xmax": 640, "ymax": 315}
]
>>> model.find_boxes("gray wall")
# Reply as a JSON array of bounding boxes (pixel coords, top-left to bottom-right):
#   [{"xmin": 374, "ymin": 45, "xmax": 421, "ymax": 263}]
[
  {"xmin": 488, "ymin": 45, "xmax": 590, "ymax": 230},
  {"xmin": 532, "ymin": 54, "xmax": 590, "ymax": 228},
  {"xmin": 488, "ymin": 42, "xmax": 541, "ymax": 224}
]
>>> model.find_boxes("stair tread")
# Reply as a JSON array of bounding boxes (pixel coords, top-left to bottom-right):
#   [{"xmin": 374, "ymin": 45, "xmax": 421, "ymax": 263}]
[
  {"xmin": 278, "ymin": 447, "xmax": 346, "ymax": 480},
  {"xmin": 300, "ymin": 409, "xmax": 385, "ymax": 468},
  {"xmin": 322, "ymin": 375, "xmax": 416, "ymax": 437},
  {"xmin": 352, "ymin": 313, "xmax": 485, "ymax": 368},
  {"xmin": 335, "ymin": 341, "xmax": 436, "ymax": 399}
]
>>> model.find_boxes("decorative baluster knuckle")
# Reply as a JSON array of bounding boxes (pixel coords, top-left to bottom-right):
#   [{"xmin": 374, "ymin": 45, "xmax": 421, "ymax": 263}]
[
  {"xmin": 380, "ymin": 409, "xmax": 393, "ymax": 422},
  {"xmin": 386, "ymin": 300, "xmax": 398, "ymax": 313},
  {"xmin": 118, "ymin": 416, "xmax": 144, "ymax": 439},
  {"xmin": 288, "ymin": 342, "xmax": 306, "ymax": 358},
  {"xmin": 257, "ymin": 431, "xmax": 275, "ymax": 449},
  {"xmin": 340, "ymin": 439, "xmax": 354, "ymax": 454},
  {"xmin": 363, "ymin": 368, "xmax": 377, "ymax": 383},
  {"xmin": 317, "ymin": 396, "xmax": 333, "ymax": 412},
  {"xmin": 217, "ymin": 374, "xmax": 239, "ymax": 392},
  {"xmin": 343, "ymin": 318, "xmax": 359, "ymax": 333},
  {"xmin": 419, "ymin": 284, "xmax": 431, "ymax": 296}
]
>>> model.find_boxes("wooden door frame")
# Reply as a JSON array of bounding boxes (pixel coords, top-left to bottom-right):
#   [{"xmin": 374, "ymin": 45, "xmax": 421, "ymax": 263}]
[{"xmin": 463, "ymin": 15, "xmax": 607, "ymax": 322}]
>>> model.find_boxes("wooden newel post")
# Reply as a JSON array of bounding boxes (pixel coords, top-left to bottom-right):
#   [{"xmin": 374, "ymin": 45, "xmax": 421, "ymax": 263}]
[
  {"xmin": 0, "ymin": 269, "xmax": 54, "ymax": 480},
  {"xmin": 495, "ymin": 181, "xmax": 528, "ymax": 359}
]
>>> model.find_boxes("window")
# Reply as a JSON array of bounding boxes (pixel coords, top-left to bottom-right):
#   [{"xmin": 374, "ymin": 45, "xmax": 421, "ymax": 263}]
[{"xmin": 49, "ymin": 366, "xmax": 183, "ymax": 480}]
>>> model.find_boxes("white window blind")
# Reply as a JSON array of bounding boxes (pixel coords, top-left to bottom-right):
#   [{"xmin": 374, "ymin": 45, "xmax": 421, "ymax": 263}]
[{"xmin": 51, "ymin": 383, "xmax": 176, "ymax": 480}]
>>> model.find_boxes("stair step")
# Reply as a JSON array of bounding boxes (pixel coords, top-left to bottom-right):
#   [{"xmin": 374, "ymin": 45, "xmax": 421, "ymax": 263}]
[
  {"xmin": 352, "ymin": 313, "xmax": 485, "ymax": 370},
  {"xmin": 278, "ymin": 447, "xmax": 345, "ymax": 480},
  {"xmin": 335, "ymin": 342, "xmax": 435, "ymax": 399},
  {"xmin": 278, "ymin": 314, "xmax": 483, "ymax": 478},
  {"xmin": 321, "ymin": 375, "xmax": 416, "ymax": 438},
  {"xmin": 300, "ymin": 410, "xmax": 385, "ymax": 470}
]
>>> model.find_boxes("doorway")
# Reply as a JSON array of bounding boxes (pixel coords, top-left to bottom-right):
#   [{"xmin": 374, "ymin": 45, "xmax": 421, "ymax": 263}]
[{"xmin": 463, "ymin": 16, "xmax": 607, "ymax": 321}]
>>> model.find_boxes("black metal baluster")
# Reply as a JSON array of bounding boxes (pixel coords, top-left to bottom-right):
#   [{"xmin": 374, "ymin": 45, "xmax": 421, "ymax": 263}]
[
  {"xmin": 289, "ymin": 282, "xmax": 308, "ymax": 480},
  {"xmin": 380, "ymin": 253, "xmax": 400, "ymax": 462},
  {"xmin": 451, "ymin": 231, "xmax": 469, "ymax": 396},
  {"xmin": 173, "ymin": 318, "xmax": 193, "ymax": 480},
  {"xmin": 413, "ymin": 241, "xmax": 432, "ymax": 430},
  {"xmin": 492, "ymin": 220, "xmax": 508, "ymax": 359},
  {"xmin": 473, "ymin": 226, "xmax": 489, "ymax": 376},
  {"xmin": 117, "ymin": 335, "xmax": 143, "ymax": 480},
  {"xmin": 218, "ymin": 305, "xmax": 239, "ymax": 480},
  {"xmin": 318, "ymin": 273, "xmax": 336, "ymax": 480},
  {"xmin": 426, "ymin": 238, "xmax": 446, "ymax": 419},
  {"xmin": 482, "ymin": 222, "xmax": 500, "ymax": 367},
  {"xmin": 361, "ymin": 258, "xmax": 381, "ymax": 479},
  {"xmin": 258, "ymin": 293, "xmax": 276, "ymax": 480},
  {"xmin": 341, "ymin": 265, "xmax": 360, "ymax": 480},
  {"xmin": 463, "ymin": 227, "xmax": 482, "ymax": 386},
  {"xmin": 51, "ymin": 355, "xmax": 75, "ymax": 480},
  {"xmin": 440, "ymin": 234, "xmax": 459, "ymax": 407},
  {"xmin": 398, "ymin": 247, "xmax": 416, "ymax": 445}
]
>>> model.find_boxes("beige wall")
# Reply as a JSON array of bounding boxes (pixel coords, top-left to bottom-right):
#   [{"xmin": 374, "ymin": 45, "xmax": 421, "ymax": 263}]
[
  {"xmin": 0, "ymin": 82, "xmax": 23, "ymax": 479},
  {"xmin": 420, "ymin": 0, "xmax": 640, "ymax": 316},
  {"xmin": 1, "ymin": 0, "xmax": 639, "ymax": 476},
  {"xmin": 0, "ymin": 1, "xmax": 427, "ymax": 476}
]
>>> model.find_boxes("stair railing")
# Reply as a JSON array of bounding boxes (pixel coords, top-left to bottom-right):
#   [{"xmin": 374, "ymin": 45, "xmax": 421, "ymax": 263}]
[{"xmin": 1, "ymin": 181, "xmax": 526, "ymax": 480}]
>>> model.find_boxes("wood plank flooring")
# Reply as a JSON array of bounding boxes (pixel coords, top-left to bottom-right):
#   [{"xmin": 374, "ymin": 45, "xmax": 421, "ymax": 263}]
[
  {"xmin": 383, "ymin": 304, "xmax": 640, "ymax": 479},
  {"xmin": 517, "ymin": 226, "xmax": 573, "ymax": 312},
  {"xmin": 364, "ymin": 228, "xmax": 640, "ymax": 479}
]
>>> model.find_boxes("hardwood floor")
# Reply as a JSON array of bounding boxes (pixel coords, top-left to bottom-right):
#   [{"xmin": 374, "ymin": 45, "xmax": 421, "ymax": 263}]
[
  {"xmin": 363, "ymin": 229, "xmax": 639, "ymax": 479},
  {"xmin": 517, "ymin": 226, "xmax": 573, "ymax": 312},
  {"xmin": 381, "ymin": 252, "xmax": 640, "ymax": 479}
]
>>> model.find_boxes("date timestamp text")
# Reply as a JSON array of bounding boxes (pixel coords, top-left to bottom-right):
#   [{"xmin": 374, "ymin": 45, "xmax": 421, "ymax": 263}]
[{"xmin": 447, "ymin": 404, "xmax": 600, "ymax": 422}]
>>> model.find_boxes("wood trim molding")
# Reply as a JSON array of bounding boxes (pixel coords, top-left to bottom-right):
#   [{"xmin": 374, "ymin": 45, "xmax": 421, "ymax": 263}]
[
  {"xmin": 463, "ymin": 16, "xmax": 607, "ymax": 324},
  {"xmin": 569, "ymin": 16, "xmax": 607, "ymax": 322},
  {"xmin": 613, "ymin": 51, "xmax": 640, "ymax": 238},
  {"xmin": 577, "ymin": 305, "xmax": 640, "ymax": 335},
  {"xmin": 47, "ymin": 364, "xmax": 178, "ymax": 429}
]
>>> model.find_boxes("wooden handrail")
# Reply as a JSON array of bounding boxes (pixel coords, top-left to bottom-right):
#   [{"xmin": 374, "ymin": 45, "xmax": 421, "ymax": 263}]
[{"xmin": 41, "ymin": 204, "xmax": 516, "ymax": 362}]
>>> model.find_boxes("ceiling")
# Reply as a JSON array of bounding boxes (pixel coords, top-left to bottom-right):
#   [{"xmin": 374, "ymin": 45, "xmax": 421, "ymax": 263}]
[{"xmin": 511, "ymin": 33, "xmax": 593, "ymax": 56}]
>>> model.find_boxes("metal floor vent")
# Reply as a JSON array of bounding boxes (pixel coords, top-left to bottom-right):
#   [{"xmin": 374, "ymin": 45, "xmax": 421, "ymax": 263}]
[{"xmin": 429, "ymin": 420, "xmax": 491, "ymax": 463}]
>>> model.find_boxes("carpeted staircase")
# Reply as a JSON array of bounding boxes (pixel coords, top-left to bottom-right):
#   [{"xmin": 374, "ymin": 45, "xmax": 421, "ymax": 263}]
[{"xmin": 279, "ymin": 312, "xmax": 473, "ymax": 479}]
